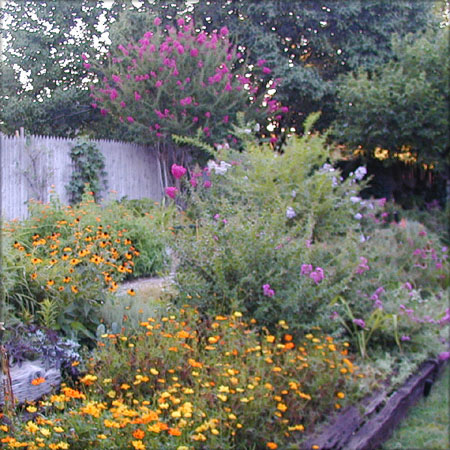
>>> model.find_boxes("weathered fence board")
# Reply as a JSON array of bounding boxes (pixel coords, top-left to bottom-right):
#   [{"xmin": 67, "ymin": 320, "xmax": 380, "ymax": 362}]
[{"xmin": 0, "ymin": 132, "xmax": 163, "ymax": 220}]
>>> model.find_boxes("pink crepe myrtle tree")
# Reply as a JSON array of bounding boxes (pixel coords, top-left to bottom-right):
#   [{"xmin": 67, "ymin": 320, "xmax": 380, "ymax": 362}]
[{"xmin": 84, "ymin": 16, "xmax": 286, "ymax": 184}]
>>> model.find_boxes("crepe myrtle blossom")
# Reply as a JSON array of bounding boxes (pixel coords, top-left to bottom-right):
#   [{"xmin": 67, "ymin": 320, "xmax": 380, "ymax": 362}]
[
  {"xmin": 262, "ymin": 284, "xmax": 275, "ymax": 297},
  {"xmin": 171, "ymin": 164, "xmax": 187, "ymax": 179},
  {"xmin": 286, "ymin": 206, "xmax": 296, "ymax": 219},
  {"xmin": 165, "ymin": 186, "xmax": 178, "ymax": 199}
]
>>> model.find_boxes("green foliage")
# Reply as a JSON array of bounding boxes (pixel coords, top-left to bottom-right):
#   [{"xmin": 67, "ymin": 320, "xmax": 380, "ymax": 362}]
[
  {"xmin": 0, "ymin": 0, "xmax": 124, "ymax": 137},
  {"xmin": 172, "ymin": 123, "xmax": 372, "ymax": 334},
  {"xmin": 1, "ymin": 192, "xmax": 172, "ymax": 342},
  {"xmin": 66, "ymin": 140, "xmax": 107, "ymax": 204},
  {"xmin": 333, "ymin": 27, "xmax": 449, "ymax": 174}
]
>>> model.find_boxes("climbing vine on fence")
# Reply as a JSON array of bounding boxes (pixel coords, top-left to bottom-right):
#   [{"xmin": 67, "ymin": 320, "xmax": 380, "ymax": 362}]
[{"xmin": 66, "ymin": 139, "xmax": 107, "ymax": 204}]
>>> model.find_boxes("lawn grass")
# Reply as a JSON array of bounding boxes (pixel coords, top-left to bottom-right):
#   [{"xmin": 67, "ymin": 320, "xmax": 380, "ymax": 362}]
[{"xmin": 382, "ymin": 364, "xmax": 449, "ymax": 450}]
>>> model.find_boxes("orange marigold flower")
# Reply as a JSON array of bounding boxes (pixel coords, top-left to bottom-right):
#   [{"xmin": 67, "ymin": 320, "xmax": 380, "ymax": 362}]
[
  {"xmin": 267, "ymin": 443, "xmax": 278, "ymax": 449},
  {"xmin": 132, "ymin": 429, "xmax": 145, "ymax": 439},
  {"xmin": 168, "ymin": 427, "xmax": 182, "ymax": 436},
  {"xmin": 31, "ymin": 377, "xmax": 46, "ymax": 385},
  {"xmin": 284, "ymin": 334, "xmax": 293, "ymax": 342}
]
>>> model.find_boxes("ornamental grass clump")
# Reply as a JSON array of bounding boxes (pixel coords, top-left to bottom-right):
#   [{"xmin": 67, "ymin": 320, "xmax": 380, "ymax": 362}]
[
  {"xmin": 0, "ymin": 308, "xmax": 369, "ymax": 450},
  {"xmin": 1, "ymin": 191, "xmax": 172, "ymax": 341}
]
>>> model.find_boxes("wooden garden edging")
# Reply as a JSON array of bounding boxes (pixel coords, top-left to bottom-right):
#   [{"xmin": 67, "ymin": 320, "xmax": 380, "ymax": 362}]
[
  {"xmin": 300, "ymin": 358, "xmax": 447, "ymax": 450},
  {"xmin": 0, "ymin": 360, "xmax": 61, "ymax": 406}
]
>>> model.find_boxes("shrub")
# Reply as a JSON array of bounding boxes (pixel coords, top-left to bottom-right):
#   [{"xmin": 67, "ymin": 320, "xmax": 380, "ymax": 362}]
[{"xmin": 171, "ymin": 118, "xmax": 374, "ymax": 334}]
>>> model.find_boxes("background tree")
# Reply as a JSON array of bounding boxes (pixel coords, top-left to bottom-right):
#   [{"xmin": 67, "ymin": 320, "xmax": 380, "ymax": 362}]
[
  {"xmin": 87, "ymin": 15, "xmax": 286, "ymax": 178},
  {"xmin": 0, "ymin": 0, "xmax": 126, "ymax": 137},
  {"xmin": 1, "ymin": 0, "xmax": 435, "ymax": 139},
  {"xmin": 332, "ymin": 26, "xmax": 449, "ymax": 203}
]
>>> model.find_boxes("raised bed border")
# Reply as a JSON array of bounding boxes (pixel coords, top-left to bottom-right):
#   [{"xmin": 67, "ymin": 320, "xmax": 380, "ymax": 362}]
[{"xmin": 300, "ymin": 358, "xmax": 448, "ymax": 450}]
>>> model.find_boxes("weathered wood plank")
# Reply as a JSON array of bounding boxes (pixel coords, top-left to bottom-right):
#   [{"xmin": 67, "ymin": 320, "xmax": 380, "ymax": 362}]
[
  {"xmin": 344, "ymin": 360, "xmax": 440, "ymax": 450},
  {"xmin": 0, "ymin": 360, "xmax": 61, "ymax": 405},
  {"xmin": 300, "ymin": 359, "xmax": 447, "ymax": 450}
]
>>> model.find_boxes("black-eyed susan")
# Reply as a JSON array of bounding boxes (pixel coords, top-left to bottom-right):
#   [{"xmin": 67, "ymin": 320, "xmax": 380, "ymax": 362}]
[{"xmin": 127, "ymin": 289, "xmax": 136, "ymax": 296}]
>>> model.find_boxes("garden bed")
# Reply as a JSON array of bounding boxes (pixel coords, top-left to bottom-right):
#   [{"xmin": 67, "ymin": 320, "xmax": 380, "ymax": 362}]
[{"xmin": 301, "ymin": 358, "xmax": 448, "ymax": 450}]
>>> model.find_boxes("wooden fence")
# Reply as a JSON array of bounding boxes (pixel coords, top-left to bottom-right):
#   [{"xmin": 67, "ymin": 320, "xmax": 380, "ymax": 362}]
[{"xmin": 0, "ymin": 131, "xmax": 163, "ymax": 220}]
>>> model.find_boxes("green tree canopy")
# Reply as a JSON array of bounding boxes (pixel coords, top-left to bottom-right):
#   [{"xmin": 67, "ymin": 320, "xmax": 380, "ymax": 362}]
[
  {"xmin": 1, "ymin": 0, "xmax": 436, "ymax": 139},
  {"xmin": 333, "ymin": 26, "xmax": 449, "ymax": 180}
]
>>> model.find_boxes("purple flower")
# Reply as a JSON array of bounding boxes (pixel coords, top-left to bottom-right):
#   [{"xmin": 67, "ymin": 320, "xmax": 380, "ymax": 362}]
[
  {"xmin": 165, "ymin": 186, "xmax": 177, "ymax": 199},
  {"xmin": 189, "ymin": 178, "xmax": 198, "ymax": 188},
  {"xmin": 300, "ymin": 264, "xmax": 313, "ymax": 276},
  {"xmin": 403, "ymin": 282, "xmax": 413, "ymax": 291},
  {"xmin": 439, "ymin": 352, "xmax": 450, "ymax": 361},
  {"xmin": 262, "ymin": 284, "xmax": 275, "ymax": 298},
  {"xmin": 401, "ymin": 335, "xmax": 411, "ymax": 341},
  {"xmin": 127, "ymin": 116, "xmax": 135, "ymax": 123},
  {"xmin": 154, "ymin": 17, "xmax": 162, "ymax": 26},
  {"xmin": 310, "ymin": 268, "xmax": 324, "ymax": 284},
  {"xmin": 171, "ymin": 164, "xmax": 187, "ymax": 179},
  {"xmin": 203, "ymin": 180, "xmax": 211, "ymax": 188},
  {"xmin": 134, "ymin": 91, "xmax": 141, "ymax": 101},
  {"xmin": 180, "ymin": 96, "xmax": 192, "ymax": 106},
  {"xmin": 353, "ymin": 318, "xmax": 366, "ymax": 329}
]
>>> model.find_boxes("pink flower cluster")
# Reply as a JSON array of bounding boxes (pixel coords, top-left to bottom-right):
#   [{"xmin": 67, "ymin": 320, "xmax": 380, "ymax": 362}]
[
  {"xmin": 86, "ymin": 14, "xmax": 288, "ymax": 142},
  {"xmin": 262, "ymin": 284, "xmax": 275, "ymax": 297},
  {"xmin": 355, "ymin": 257, "xmax": 370, "ymax": 275},
  {"xmin": 300, "ymin": 264, "xmax": 325, "ymax": 284}
]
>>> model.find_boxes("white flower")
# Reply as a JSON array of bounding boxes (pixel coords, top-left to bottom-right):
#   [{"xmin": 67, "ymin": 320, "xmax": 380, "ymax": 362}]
[
  {"xmin": 354, "ymin": 213, "xmax": 363, "ymax": 220},
  {"xmin": 332, "ymin": 177, "xmax": 339, "ymax": 187},
  {"xmin": 207, "ymin": 160, "xmax": 231, "ymax": 175},
  {"xmin": 286, "ymin": 206, "xmax": 296, "ymax": 219},
  {"xmin": 350, "ymin": 196, "xmax": 361, "ymax": 203},
  {"xmin": 291, "ymin": 190, "xmax": 297, "ymax": 198},
  {"xmin": 354, "ymin": 166, "xmax": 367, "ymax": 180}
]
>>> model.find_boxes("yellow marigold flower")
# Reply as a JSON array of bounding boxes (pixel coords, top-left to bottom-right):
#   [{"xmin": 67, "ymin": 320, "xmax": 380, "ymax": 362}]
[
  {"xmin": 39, "ymin": 427, "xmax": 51, "ymax": 437},
  {"xmin": 26, "ymin": 406, "xmax": 37, "ymax": 413},
  {"xmin": 288, "ymin": 424, "xmax": 305, "ymax": 431},
  {"xmin": 217, "ymin": 394, "xmax": 228, "ymax": 402},
  {"xmin": 53, "ymin": 426, "xmax": 64, "ymax": 433},
  {"xmin": 277, "ymin": 402, "xmax": 288, "ymax": 412},
  {"xmin": 97, "ymin": 434, "xmax": 107, "ymax": 439},
  {"xmin": 25, "ymin": 421, "xmax": 39, "ymax": 433},
  {"xmin": 131, "ymin": 440, "xmax": 146, "ymax": 450},
  {"xmin": 266, "ymin": 335, "xmax": 276, "ymax": 343},
  {"xmin": 233, "ymin": 311, "xmax": 242, "ymax": 318},
  {"xmin": 177, "ymin": 447, "xmax": 189, "ymax": 450},
  {"xmin": 150, "ymin": 368, "xmax": 159, "ymax": 375},
  {"xmin": 80, "ymin": 374, "xmax": 97, "ymax": 385}
]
